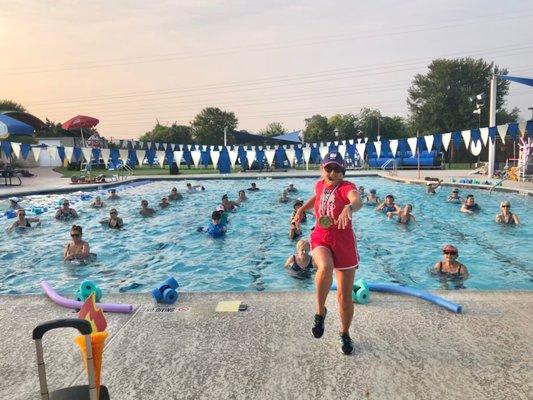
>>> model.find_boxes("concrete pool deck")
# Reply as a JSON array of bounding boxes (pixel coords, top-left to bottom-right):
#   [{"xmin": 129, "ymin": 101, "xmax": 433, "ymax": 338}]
[
  {"xmin": 1, "ymin": 166, "xmax": 532, "ymax": 198},
  {"xmin": 1, "ymin": 291, "xmax": 531, "ymax": 399}
]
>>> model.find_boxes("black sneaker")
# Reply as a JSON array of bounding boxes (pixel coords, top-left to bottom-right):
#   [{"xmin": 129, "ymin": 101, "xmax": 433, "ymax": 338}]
[
  {"xmin": 312, "ymin": 308, "xmax": 327, "ymax": 338},
  {"xmin": 340, "ymin": 333, "xmax": 354, "ymax": 355}
]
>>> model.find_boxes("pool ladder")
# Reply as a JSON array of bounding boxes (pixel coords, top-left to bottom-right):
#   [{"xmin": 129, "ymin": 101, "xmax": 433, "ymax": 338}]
[{"xmin": 381, "ymin": 159, "xmax": 398, "ymax": 176}]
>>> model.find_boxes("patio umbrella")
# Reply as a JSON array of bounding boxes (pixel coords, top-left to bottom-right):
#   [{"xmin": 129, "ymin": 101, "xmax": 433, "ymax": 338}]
[
  {"xmin": 2, "ymin": 111, "xmax": 47, "ymax": 131},
  {"xmin": 62, "ymin": 115, "xmax": 99, "ymax": 147},
  {"xmin": 0, "ymin": 114, "xmax": 35, "ymax": 140}
]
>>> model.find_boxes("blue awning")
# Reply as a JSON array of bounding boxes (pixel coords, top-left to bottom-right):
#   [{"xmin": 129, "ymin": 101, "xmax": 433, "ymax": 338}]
[
  {"xmin": 272, "ymin": 130, "xmax": 302, "ymax": 144},
  {"xmin": 499, "ymin": 75, "xmax": 533, "ymax": 87},
  {"xmin": 0, "ymin": 114, "xmax": 35, "ymax": 139}
]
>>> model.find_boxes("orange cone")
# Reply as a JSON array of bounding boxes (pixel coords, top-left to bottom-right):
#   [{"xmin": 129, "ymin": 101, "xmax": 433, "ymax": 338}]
[{"xmin": 74, "ymin": 331, "xmax": 108, "ymax": 396}]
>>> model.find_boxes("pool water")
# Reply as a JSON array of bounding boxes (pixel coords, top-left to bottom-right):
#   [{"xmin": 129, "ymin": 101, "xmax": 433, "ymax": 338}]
[{"xmin": 1, "ymin": 177, "xmax": 532, "ymax": 295}]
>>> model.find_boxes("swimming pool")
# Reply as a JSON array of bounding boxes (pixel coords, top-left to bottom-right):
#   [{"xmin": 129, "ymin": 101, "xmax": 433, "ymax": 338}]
[{"xmin": 1, "ymin": 177, "xmax": 532, "ymax": 295}]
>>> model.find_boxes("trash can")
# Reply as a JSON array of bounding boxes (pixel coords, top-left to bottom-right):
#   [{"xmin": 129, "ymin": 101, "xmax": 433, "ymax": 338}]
[{"xmin": 169, "ymin": 162, "xmax": 179, "ymax": 175}]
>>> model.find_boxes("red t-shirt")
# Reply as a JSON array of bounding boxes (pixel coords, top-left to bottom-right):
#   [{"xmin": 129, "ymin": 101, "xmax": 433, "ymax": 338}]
[{"xmin": 313, "ymin": 179, "xmax": 357, "ymax": 231}]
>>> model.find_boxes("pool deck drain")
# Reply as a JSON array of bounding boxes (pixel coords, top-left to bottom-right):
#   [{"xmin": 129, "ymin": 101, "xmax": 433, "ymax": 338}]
[{"xmin": 0, "ymin": 291, "xmax": 531, "ymax": 399}]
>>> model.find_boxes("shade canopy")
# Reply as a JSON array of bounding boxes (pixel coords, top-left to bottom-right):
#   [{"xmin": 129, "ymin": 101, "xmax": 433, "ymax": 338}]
[
  {"xmin": 272, "ymin": 130, "xmax": 302, "ymax": 144},
  {"xmin": 62, "ymin": 115, "xmax": 99, "ymax": 130},
  {"xmin": 1, "ymin": 111, "xmax": 47, "ymax": 131},
  {"xmin": 0, "ymin": 114, "xmax": 35, "ymax": 139}
]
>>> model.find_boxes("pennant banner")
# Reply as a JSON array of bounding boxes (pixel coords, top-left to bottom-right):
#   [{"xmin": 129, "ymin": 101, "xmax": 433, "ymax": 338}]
[
  {"xmin": 173, "ymin": 150, "xmax": 183, "ymax": 165},
  {"xmin": 442, "ymin": 133, "xmax": 452, "ymax": 151},
  {"xmin": 228, "ymin": 149, "xmax": 239, "ymax": 168},
  {"xmin": 190, "ymin": 150, "xmax": 202, "ymax": 168},
  {"xmin": 389, "ymin": 140, "xmax": 398, "ymax": 157},
  {"xmin": 355, "ymin": 143, "xmax": 366, "ymax": 159},
  {"xmin": 32, "ymin": 147, "xmax": 41, "ymax": 163},
  {"xmin": 47, "ymin": 146, "xmax": 57, "ymax": 161},
  {"xmin": 264, "ymin": 149, "xmax": 276, "ymax": 167},
  {"xmin": 407, "ymin": 137, "xmax": 418, "ymax": 155},
  {"xmin": 319, "ymin": 146, "xmax": 329, "ymax": 159},
  {"xmin": 479, "ymin": 127, "xmax": 489, "ymax": 146},
  {"xmin": 470, "ymin": 140, "xmax": 483, "ymax": 156},
  {"xmin": 156, "ymin": 150, "xmax": 166, "ymax": 168},
  {"xmin": 337, "ymin": 144, "xmax": 347, "ymax": 159},
  {"xmin": 246, "ymin": 150, "xmax": 256, "ymax": 168},
  {"xmin": 210, "ymin": 150, "xmax": 220, "ymax": 169},
  {"xmin": 285, "ymin": 148, "xmax": 296, "ymax": 167},
  {"xmin": 11, "ymin": 142, "xmax": 21, "ymax": 159},
  {"xmin": 119, "ymin": 149, "xmax": 129, "ymax": 161},
  {"xmin": 100, "ymin": 148, "xmax": 110, "ymax": 167},
  {"xmin": 497, "ymin": 124, "xmax": 508, "ymax": 142},
  {"xmin": 461, "ymin": 130, "xmax": 471, "ymax": 150},
  {"xmin": 302, "ymin": 147, "xmax": 311, "ymax": 165},
  {"xmin": 64, "ymin": 147, "xmax": 74, "ymax": 162},
  {"xmin": 424, "ymin": 135, "xmax": 434, "ymax": 152},
  {"xmin": 374, "ymin": 141, "xmax": 381, "ymax": 159}
]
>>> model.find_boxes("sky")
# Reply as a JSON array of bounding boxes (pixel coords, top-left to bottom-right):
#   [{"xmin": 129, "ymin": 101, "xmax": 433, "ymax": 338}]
[{"xmin": 1, "ymin": 0, "xmax": 532, "ymax": 140}]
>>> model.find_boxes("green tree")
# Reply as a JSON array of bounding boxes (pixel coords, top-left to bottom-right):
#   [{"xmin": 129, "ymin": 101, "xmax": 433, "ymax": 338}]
[
  {"xmin": 190, "ymin": 107, "xmax": 238, "ymax": 144},
  {"xmin": 259, "ymin": 122, "xmax": 287, "ymax": 137},
  {"xmin": 328, "ymin": 113, "xmax": 358, "ymax": 140},
  {"xmin": 140, "ymin": 123, "xmax": 192, "ymax": 143},
  {"xmin": 407, "ymin": 58, "xmax": 518, "ymax": 134},
  {"xmin": 303, "ymin": 114, "xmax": 334, "ymax": 143},
  {"xmin": 0, "ymin": 99, "xmax": 26, "ymax": 112}
]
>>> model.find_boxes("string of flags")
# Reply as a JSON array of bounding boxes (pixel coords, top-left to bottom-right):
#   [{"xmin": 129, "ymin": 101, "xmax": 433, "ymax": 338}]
[{"xmin": 1, "ymin": 120, "xmax": 532, "ymax": 171}]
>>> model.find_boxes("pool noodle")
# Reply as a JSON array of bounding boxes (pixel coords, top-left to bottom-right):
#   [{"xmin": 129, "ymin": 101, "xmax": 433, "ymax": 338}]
[
  {"xmin": 41, "ymin": 281, "xmax": 134, "ymax": 314},
  {"xmin": 331, "ymin": 282, "xmax": 462, "ymax": 314}
]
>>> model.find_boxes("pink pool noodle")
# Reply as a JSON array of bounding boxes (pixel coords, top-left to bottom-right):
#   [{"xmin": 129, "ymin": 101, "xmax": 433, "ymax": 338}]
[{"xmin": 41, "ymin": 281, "xmax": 134, "ymax": 314}]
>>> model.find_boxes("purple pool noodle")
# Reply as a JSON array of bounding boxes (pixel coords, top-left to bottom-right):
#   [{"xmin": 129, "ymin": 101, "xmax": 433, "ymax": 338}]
[{"xmin": 41, "ymin": 281, "xmax": 134, "ymax": 314}]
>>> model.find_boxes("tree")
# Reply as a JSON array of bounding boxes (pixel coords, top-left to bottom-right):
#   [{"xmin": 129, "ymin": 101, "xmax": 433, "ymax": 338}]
[
  {"xmin": 407, "ymin": 58, "xmax": 518, "ymax": 134},
  {"xmin": 0, "ymin": 100, "xmax": 26, "ymax": 112},
  {"xmin": 328, "ymin": 113, "xmax": 358, "ymax": 140},
  {"xmin": 302, "ymin": 114, "xmax": 335, "ymax": 143},
  {"xmin": 190, "ymin": 107, "xmax": 238, "ymax": 144},
  {"xmin": 259, "ymin": 122, "xmax": 287, "ymax": 137},
  {"xmin": 140, "ymin": 122, "xmax": 192, "ymax": 143}
]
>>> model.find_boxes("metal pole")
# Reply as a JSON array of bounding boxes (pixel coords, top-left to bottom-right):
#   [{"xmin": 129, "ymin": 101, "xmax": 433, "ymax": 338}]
[
  {"xmin": 488, "ymin": 74, "xmax": 497, "ymax": 178},
  {"xmin": 417, "ymin": 130, "xmax": 421, "ymax": 179},
  {"xmin": 224, "ymin": 126, "xmax": 227, "ymax": 147}
]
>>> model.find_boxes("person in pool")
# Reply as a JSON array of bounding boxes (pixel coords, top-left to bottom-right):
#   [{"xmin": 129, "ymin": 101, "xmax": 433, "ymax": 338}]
[
  {"xmin": 8, "ymin": 197, "xmax": 22, "ymax": 210},
  {"xmin": 393, "ymin": 204, "xmax": 418, "ymax": 225},
  {"xmin": 6, "ymin": 209, "xmax": 40, "ymax": 233},
  {"xmin": 168, "ymin": 187, "xmax": 183, "ymax": 201},
  {"xmin": 247, "ymin": 182, "xmax": 259, "ymax": 191},
  {"xmin": 215, "ymin": 204, "xmax": 230, "ymax": 225},
  {"xmin": 432, "ymin": 244, "xmax": 468, "ymax": 279},
  {"xmin": 107, "ymin": 188, "xmax": 120, "ymax": 200},
  {"xmin": 64, "ymin": 225, "xmax": 91, "ymax": 262},
  {"xmin": 91, "ymin": 196, "xmax": 105, "ymax": 208},
  {"xmin": 186, "ymin": 183, "xmax": 205, "ymax": 193},
  {"xmin": 221, "ymin": 194, "xmax": 239, "ymax": 211},
  {"xmin": 358, "ymin": 186, "xmax": 366, "ymax": 198},
  {"xmin": 206, "ymin": 211, "xmax": 227, "ymax": 238},
  {"xmin": 284, "ymin": 239, "xmax": 315, "ymax": 279},
  {"xmin": 365, "ymin": 189, "xmax": 380, "ymax": 205},
  {"xmin": 139, "ymin": 200, "xmax": 156, "ymax": 217},
  {"xmin": 279, "ymin": 189, "xmax": 290, "ymax": 204},
  {"xmin": 237, "ymin": 190, "xmax": 248, "ymax": 203},
  {"xmin": 292, "ymin": 151, "xmax": 363, "ymax": 355},
  {"xmin": 99, "ymin": 208, "xmax": 124, "ymax": 229},
  {"xmin": 159, "ymin": 196, "xmax": 170, "ymax": 208},
  {"xmin": 447, "ymin": 188, "xmax": 462, "ymax": 203},
  {"xmin": 495, "ymin": 200, "xmax": 520, "ymax": 225},
  {"xmin": 287, "ymin": 183, "xmax": 298, "ymax": 193},
  {"xmin": 55, "ymin": 200, "xmax": 79, "ymax": 220},
  {"xmin": 460, "ymin": 194, "xmax": 480, "ymax": 214},
  {"xmin": 426, "ymin": 179, "xmax": 442, "ymax": 194},
  {"xmin": 376, "ymin": 194, "xmax": 399, "ymax": 214},
  {"xmin": 291, "ymin": 199, "xmax": 307, "ymax": 224}
]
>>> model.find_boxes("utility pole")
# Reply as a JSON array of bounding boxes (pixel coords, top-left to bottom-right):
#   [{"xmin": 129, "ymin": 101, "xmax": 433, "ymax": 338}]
[
  {"xmin": 488, "ymin": 75, "xmax": 497, "ymax": 178},
  {"xmin": 417, "ymin": 130, "xmax": 421, "ymax": 180},
  {"xmin": 224, "ymin": 126, "xmax": 227, "ymax": 147}
]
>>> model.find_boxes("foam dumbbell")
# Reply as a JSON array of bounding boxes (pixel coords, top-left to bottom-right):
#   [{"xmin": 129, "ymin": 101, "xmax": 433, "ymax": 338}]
[
  {"xmin": 352, "ymin": 278, "xmax": 370, "ymax": 304},
  {"xmin": 80, "ymin": 280, "xmax": 98, "ymax": 299},
  {"xmin": 75, "ymin": 290, "xmax": 84, "ymax": 302},
  {"xmin": 151, "ymin": 276, "xmax": 179, "ymax": 304}
]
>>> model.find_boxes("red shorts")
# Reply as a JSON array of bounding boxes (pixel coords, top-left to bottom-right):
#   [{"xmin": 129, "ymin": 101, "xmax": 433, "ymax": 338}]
[{"xmin": 310, "ymin": 228, "xmax": 359, "ymax": 270}]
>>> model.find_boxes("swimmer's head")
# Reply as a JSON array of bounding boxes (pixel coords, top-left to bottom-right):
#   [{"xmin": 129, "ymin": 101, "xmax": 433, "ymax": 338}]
[
  {"xmin": 465, "ymin": 194, "xmax": 475, "ymax": 205},
  {"xmin": 442, "ymin": 244, "xmax": 458, "ymax": 257},
  {"xmin": 370, "ymin": 189, "xmax": 376, "ymax": 194},
  {"xmin": 293, "ymin": 200, "xmax": 303, "ymax": 209},
  {"xmin": 385, "ymin": 194, "xmax": 394, "ymax": 203},
  {"xmin": 222, "ymin": 194, "xmax": 229, "ymax": 201},
  {"xmin": 109, "ymin": 208, "xmax": 118, "ymax": 216},
  {"xmin": 109, "ymin": 189, "xmax": 116, "ymax": 194},
  {"xmin": 186, "ymin": 183, "xmax": 192, "ymax": 188},
  {"xmin": 95, "ymin": 196, "xmax": 101, "ymax": 201},
  {"xmin": 404, "ymin": 203, "xmax": 413, "ymax": 212},
  {"xmin": 141, "ymin": 199, "xmax": 148, "ymax": 207},
  {"xmin": 500, "ymin": 200, "xmax": 511, "ymax": 209},
  {"xmin": 62, "ymin": 199, "xmax": 70, "ymax": 208},
  {"xmin": 70, "ymin": 225, "xmax": 82, "ymax": 237},
  {"xmin": 452, "ymin": 188, "xmax": 459, "ymax": 193},
  {"xmin": 211, "ymin": 210, "xmax": 222, "ymax": 223},
  {"xmin": 171, "ymin": 187, "xmax": 177, "ymax": 192},
  {"xmin": 16, "ymin": 209, "xmax": 26, "ymax": 217},
  {"xmin": 296, "ymin": 239, "xmax": 310, "ymax": 254},
  {"xmin": 359, "ymin": 186, "xmax": 365, "ymax": 192},
  {"xmin": 9, "ymin": 196, "xmax": 20, "ymax": 204},
  {"xmin": 251, "ymin": 182, "xmax": 257, "ymax": 188}
]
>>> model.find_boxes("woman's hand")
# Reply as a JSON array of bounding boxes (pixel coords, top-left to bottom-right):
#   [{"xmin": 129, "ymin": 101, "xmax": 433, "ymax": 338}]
[
  {"xmin": 291, "ymin": 210, "xmax": 302, "ymax": 226},
  {"xmin": 336, "ymin": 205, "xmax": 353, "ymax": 229}
]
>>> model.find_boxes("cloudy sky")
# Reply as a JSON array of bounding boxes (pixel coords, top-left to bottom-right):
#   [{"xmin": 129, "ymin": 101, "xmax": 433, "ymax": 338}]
[{"xmin": 1, "ymin": 0, "xmax": 532, "ymax": 139}]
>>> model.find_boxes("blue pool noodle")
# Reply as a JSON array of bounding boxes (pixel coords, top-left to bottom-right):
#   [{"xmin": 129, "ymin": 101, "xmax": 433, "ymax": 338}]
[{"xmin": 331, "ymin": 282, "xmax": 462, "ymax": 313}]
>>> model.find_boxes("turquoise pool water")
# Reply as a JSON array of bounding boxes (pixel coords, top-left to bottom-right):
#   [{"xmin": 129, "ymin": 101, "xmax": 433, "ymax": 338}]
[{"xmin": 1, "ymin": 177, "xmax": 532, "ymax": 295}]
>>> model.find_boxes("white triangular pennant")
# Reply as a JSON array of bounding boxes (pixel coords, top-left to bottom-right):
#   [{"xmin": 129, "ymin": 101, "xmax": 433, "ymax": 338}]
[
  {"xmin": 228, "ymin": 149, "xmax": 239, "ymax": 168},
  {"xmin": 389, "ymin": 140, "xmax": 399, "ymax": 157},
  {"xmin": 518, "ymin": 121, "xmax": 527, "ymax": 137},
  {"xmin": 285, "ymin": 148, "xmax": 296, "ymax": 167},
  {"xmin": 11, "ymin": 143, "xmax": 21, "ymax": 159},
  {"xmin": 119, "ymin": 149, "xmax": 129, "ymax": 161},
  {"xmin": 173, "ymin": 151, "xmax": 183, "ymax": 165},
  {"xmin": 32, "ymin": 147, "xmax": 42, "ymax": 163},
  {"xmin": 442, "ymin": 133, "xmax": 452, "ymax": 151},
  {"xmin": 348, "ymin": 139, "xmax": 354, "ymax": 145},
  {"xmin": 246, "ymin": 150, "xmax": 256, "ymax": 168},
  {"xmin": 319, "ymin": 146, "xmax": 329, "ymax": 159},
  {"xmin": 497, "ymin": 124, "xmax": 508, "ymax": 142},
  {"xmin": 264, "ymin": 149, "xmax": 276, "ymax": 167},
  {"xmin": 374, "ymin": 141, "xmax": 381, "ymax": 159},
  {"xmin": 47, "ymin": 146, "xmax": 57, "ymax": 161},
  {"xmin": 190, "ymin": 150, "xmax": 202, "ymax": 168},
  {"xmin": 100, "ymin": 148, "xmax": 110, "ymax": 167},
  {"xmin": 407, "ymin": 137, "xmax": 418, "ymax": 155},
  {"xmin": 479, "ymin": 127, "xmax": 489, "ymax": 146},
  {"xmin": 470, "ymin": 140, "xmax": 483, "ymax": 156},
  {"xmin": 64, "ymin": 147, "xmax": 74, "ymax": 162},
  {"xmin": 424, "ymin": 135, "xmax": 434, "ymax": 152},
  {"xmin": 364, "ymin": 137, "xmax": 369, "ymax": 143},
  {"xmin": 156, "ymin": 150, "xmax": 166, "ymax": 168},
  {"xmin": 461, "ymin": 130, "xmax": 471, "ymax": 150},
  {"xmin": 302, "ymin": 147, "xmax": 311, "ymax": 165},
  {"xmin": 81, "ymin": 147, "xmax": 92, "ymax": 163},
  {"xmin": 210, "ymin": 150, "xmax": 220, "ymax": 168},
  {"xmin": 355, "ymin": 143, "xmax": 366, "ymax": 159}
]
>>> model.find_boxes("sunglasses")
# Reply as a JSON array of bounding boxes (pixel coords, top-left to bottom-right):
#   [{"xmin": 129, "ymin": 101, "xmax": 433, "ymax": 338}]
[
  {"xmin": 501, "ymin": 205, "xmax": 510, "ymax": 208},
  {"xmin": 443, "ymin": 251, "xmax": 457, "ymax": 255},
  {"xmin": 19, "ymin": 213, "xmax": 26, "ymax": 216},
  {"xmin": 71, "ymin": 233, "xmax": 81, "ymax": 237},
  {"xmin": 110, "ymin": 211, "xmax": 117, "ymax": 215},
  {"xmin": 324, "ymin": 165, "xmax": 343, "ymax": 173}
]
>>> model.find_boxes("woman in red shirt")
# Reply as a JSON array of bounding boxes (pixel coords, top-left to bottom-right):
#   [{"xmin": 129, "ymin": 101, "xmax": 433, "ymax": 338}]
[{"xmin": 293, "ymin": 152, "xmax": 362, "ymax": 355}]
